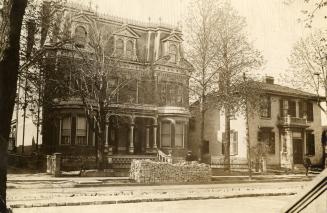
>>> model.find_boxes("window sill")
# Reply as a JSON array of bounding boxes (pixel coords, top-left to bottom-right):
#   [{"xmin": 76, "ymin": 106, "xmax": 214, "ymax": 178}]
[{"xmin": 260, "ymin": 117, "xmax": 271, "ymax": 120}]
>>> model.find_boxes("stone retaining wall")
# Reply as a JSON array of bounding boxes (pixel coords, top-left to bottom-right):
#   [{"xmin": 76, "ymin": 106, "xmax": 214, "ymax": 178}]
[{"xmin": 130, "ymin": 160, "xmax": 211, "ymax": 184}]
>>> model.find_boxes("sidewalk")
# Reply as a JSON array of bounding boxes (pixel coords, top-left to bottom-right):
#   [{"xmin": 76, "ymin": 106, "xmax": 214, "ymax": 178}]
[
  {"xmin": 8, "ymin": 180, "xmax": 306, "ymax": 209},
  {"xmin": 7, "ymin": 172, "xmax": 315, "ymax": 189}
]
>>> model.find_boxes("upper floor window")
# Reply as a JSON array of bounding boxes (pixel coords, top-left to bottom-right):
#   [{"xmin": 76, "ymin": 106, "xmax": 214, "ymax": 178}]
[
  {"xmin": 159, "ymin": 81, "xmax": 185, "ymax": 106},
  {"xmin": 116, "ymin": 39, "xmax": 124, "ymax": 56},
  {"xmin": 120, "ymin": 79, "xmax": 136, "ymax": 103},
  {"xmin": 307, "ymin": 102, "xmax": 314, "ymax": 122},
  {"xmin": 126, "ymin": 40, "xmax": 133, "ymax": 58},
  {"xmin": 169, "ymin": 44, "xmax": 177, "ymax": 63},
  {"xmin": 176, "ymin": 85, "xmax": 183, "ymax": 105},
  {"xmin": 75, "ymin": 26, "xmax": 87, "ymax": 48},
  {"xmin": 107, "ymin": 78, "xmax": 118, "ymax": 103},
  {"xmin": 260, "ymin": 96, "xmax": 271, "ymax": 118},
  {"xmin": 288, "ymin": 100, "xmax": 296, "ymax": 117}
]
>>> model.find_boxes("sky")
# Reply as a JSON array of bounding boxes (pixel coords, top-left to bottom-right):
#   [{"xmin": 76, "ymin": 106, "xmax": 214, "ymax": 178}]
[{"xmin": 74, "ymin": 0, "xmax": 326, "ymax": 84}]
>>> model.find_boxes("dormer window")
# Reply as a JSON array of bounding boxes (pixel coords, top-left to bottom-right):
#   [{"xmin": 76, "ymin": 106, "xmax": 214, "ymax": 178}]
[
  {"xmin": 126, "ymin": 40, "xmax": 133, "ymax": 58},
  {"xmin": 113, "ymin": 25, "xmax": 139, "ymax": 60},
  {"xmin": 116, "ymin": 39, "xmax": 124, "ymax": 56},
  {"xmin": 169, "ymin": 44, "xmax": 177, "ymax": 63},
  {"xmin": 75, "ymin": 26, "xmax": 87, "ymax": 48}
]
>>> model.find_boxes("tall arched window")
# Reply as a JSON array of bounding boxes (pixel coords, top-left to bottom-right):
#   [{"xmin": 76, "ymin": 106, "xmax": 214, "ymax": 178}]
[
  {"xmin": 126, "ymin": 40, "xmax": 133, "ymax": 58},
  {"xmin": 169, "ymin": 44, "xmax": 177, "ymax": 63},
  {"xmin": 116, "ymin": 39, "xmax": 124, "ymax": 56},
  {"xmin": 75, "ymin": 26, "xmax": 87, "ymax": 48}
]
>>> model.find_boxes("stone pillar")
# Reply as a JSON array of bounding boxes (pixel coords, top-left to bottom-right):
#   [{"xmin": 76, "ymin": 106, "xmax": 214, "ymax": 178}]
[
  {"xmin": 287, "ymin": 130, "xmax": 294, "ymax": 170},
  {"xmin": 53, "ymin": 153, "xmax": 61, "ymax": 177},
  {"xmin": 153, "ymin": 119, "xmax": 158, "ymax": 149},
  {"xmin": 46, "ymin": 155, "xmax": 52, "ymax": 174},
  {"xmin": 129, "ymin": 121, "xmax": 135, "ymax": 154},
  {"xmin": 146, "ymin": 125, "xmax": 150, "ymax": 152}
]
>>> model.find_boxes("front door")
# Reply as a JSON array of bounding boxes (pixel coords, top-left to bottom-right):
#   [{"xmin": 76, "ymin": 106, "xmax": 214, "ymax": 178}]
[{"xmin": 293, "ymin": 139, "xmax": 303, "ymax": 164}]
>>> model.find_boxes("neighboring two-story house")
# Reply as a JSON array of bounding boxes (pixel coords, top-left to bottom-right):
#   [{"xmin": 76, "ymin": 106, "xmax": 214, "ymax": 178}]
[
  {"xmin": 40, "ymin": 3, "xmax": 192, "ymax": 170},
  {"xmin": 189, "ymin": 77, "xmax": 324, "ymax": 170}
]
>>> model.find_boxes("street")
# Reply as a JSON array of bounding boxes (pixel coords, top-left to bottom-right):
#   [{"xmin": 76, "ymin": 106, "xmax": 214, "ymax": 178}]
[{"xmin": 12, "ymin": 195, "xmax": 295, "ymax": 213}]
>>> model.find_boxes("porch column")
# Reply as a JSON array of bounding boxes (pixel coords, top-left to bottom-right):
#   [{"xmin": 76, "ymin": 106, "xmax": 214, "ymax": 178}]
[
  {"xmin": 153, "ymin": 119, "xmax": 158, "ymax": 149},
  {"xmin": 146, "ymin": 125, "xmax": 150, "ymax": 152},
  {"xmin": 286, "ymin": 129, "xmax": 294, "ymax": 170},
  {"xmin": 58, "ymin": 117, "xmax": 62, "ymax": 145},
  {"xmin": 105, "ymin": 124, "xmax": 109, "ymax": 147},
  {"xmin": 295, "ymin": 100, "xmax": 299, "ymax": 118},
  {"xmin": 129, "ymin": 118, "xmax": 135, "ymax": 154}
]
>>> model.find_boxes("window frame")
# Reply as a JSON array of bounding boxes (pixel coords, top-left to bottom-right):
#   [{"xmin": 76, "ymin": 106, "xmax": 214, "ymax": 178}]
[
  {"xmin": 221, "ymin": 130, "xmax": 238, "ymax": 156},
  {"xmin": 306, "ymin": 102, "xmax": 314, "ymax": 122},
  {"xmin": 75, "ymin": 116, "xmax": 88, "ymax": 146},
  {"xmin": 61, "ymin": 116, "xmax": 72, "ymax": 145},
  {"xmin": 175, "ymin": 122, "xmax": 184, "ymax": 148},
  {"xmin": 260, "ymin": 96, "xmax": 271, "ymax": 119},
  {"xmin": 74, "ymin": 26, "xmax": 87, "ymax": 48},
  {"xmin": 126, "ymin": 40, "xmax": 133, "ymax": 58},
  {"xmin": 115, "ymin": 38, "xmax": 124, "ymax": 56},
  {"xmin": 306, "ymin": 131, "xmax": 315, "ymax": 156},
  {"xmin": 161, "ymin": 121, "xmax": 171, "ymax": 147},
  {"xmin": 258, "ymin": 128, "xmax": 275, "ymax": 154},
  {"xmin": 169, "ymin": 44, "xmax": 177, "ymax": 63}
]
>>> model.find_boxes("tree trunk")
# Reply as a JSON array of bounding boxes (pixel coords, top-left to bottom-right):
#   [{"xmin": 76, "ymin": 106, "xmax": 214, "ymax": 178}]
[
  {"xmin": 0, "ymin": 0, "xmax": 27, "ymax": 211},
  {"xmin": 199, "ymin": 96, "xmax": 206, "ymax": 162},
  {"xmin": 245, "ymin": 102, "xmax": 252, "ymax": 180},
  {"xmin": 224, "ymin": 108, "xmax": 231, "ymax": 171}
]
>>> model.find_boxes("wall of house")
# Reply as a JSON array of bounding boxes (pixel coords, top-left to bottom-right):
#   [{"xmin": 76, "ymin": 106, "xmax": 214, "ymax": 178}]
[
  {"xmin": 307, "ymin": 103, "xmax": 323, "ymax": 164},
  {"xmin": 189, "ymin": 106, "xmax": 248, "ymax": 161},
  {"xmin": 248, "ymin": 95, "xmax": 281, "ymax": 166},
  {"xmin": 188, "ymin": 107, "xmax": 219, "ymax": 158}
]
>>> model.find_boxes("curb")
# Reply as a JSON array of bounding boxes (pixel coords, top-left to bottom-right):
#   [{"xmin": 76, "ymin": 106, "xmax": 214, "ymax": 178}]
[{"xmin": 10, "ymin": 192, "xmax": 297, "ymax": 209}]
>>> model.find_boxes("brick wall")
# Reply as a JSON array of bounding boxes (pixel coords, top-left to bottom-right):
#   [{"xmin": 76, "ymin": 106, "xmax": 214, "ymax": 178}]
[{"xmin": 130, "ymin": 160, "xmax": 211, "ymax": 183}]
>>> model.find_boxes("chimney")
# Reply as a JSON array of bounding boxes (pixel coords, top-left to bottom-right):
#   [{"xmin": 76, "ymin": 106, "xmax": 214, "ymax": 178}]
[{"xmin": 264, "ymin": 76, "xmax": 274, "ymax": 84}]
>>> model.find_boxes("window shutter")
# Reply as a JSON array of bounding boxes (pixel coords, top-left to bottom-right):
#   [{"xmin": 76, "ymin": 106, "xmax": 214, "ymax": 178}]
[
  {"xmin": 307, "ymin": 102, "xmax": 314, "ymax": 121},
  {"xmin": 269, "ymin": 132, "xmax": 275, "ymax": 154},
  {"xmin": 233, "ymin": 131, "xmax": 238, "ymax": 155},
  {"xmin": 257, "ymin": 131, "xmax": 262, "ymax": 142},
  {"xmin": 222, "ymin": 132, "xmax": 226, "ymax": 155},
  {"xmin": 279, "ymin": 100, "xmax": 284, "ymax": 117},
  {"xmin": 299, "ymin": 101, "xmax": 303, "ymax": 118},
  {"xmin": 268, "ymin": 97, "xmax": 271, "ymax": 118}
]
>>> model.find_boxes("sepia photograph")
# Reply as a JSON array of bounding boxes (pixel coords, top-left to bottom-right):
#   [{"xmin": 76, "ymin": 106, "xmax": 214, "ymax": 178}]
[{"xmin": 0, "ymin": 0, "xmax": 326, "ymax": 212}]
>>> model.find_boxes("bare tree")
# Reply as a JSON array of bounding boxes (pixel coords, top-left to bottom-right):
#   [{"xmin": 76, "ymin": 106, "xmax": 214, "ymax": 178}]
[
  {"xmin": 214, "ymin": 2, "xmax": 264, "ymax": 171},
  {"xmin": 185, "ymin": 0, "xmax": 223, "ymax": 161},
  {"xmin": 0, "ymin": 0, "xmax": 27, "ymax": 211},
  {"xmin": 289, "ymin": 30, "xmax": 327, "ymax": 168},
  {"xmin": 289, "ymin": 30, "xmax": 327, "ymax": 112},
  {"xmin": 56, "ymin": 21, "xmax": 132, "ymax": 170}
]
